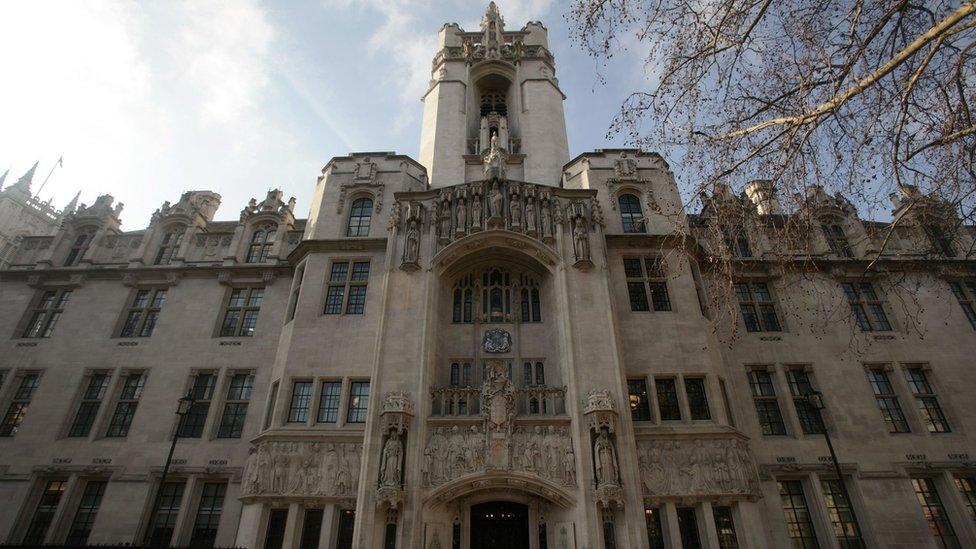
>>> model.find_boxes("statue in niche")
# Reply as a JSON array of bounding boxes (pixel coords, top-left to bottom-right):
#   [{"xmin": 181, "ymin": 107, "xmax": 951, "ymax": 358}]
[
  {"xmin": 482, "ymin": 360, "xmax": 516, "ymax": 468},
  {"xmin": 525, "ymin": 195, "xmax": 537, "ymax": 234},
  {"xmin": 380, "ymin": 432, "xmax": 403, "ymax": 487},
  {"xmin": 595, "ymin": 431, "xmax": 619, "ymax": 486},
  {"xmin": 484, "ymin": 134, "xmax": 507, "ymax": 180},
  {"xmin": 510, "ymin": 188, "xmax": 522, "ymax": 227},
  {"xmin": 563, "ymin": 442, "xmax": 576, "ymax": 485},
  {"xmin": 421, "ymin": 447, "xmax": 433, "ymax": 485},
  {"xmin": 470, "ymin": 193, "xmax": 483, "ymax": 229},
  {"xmin": 490, "ymin": 181, "xmax": 504, "ymax": 220},
  {"xmin": 540, "ymin": 198, "xmax": 552, "ymax": 238},
  {"xmin": 455, "ymin": 198, "xmax": 466, "ymax": 233},
  {"xmin": 439, "ymin": 200, "xmax": 452, "ymax": 238},
  {"xmin": 572, "ymin": 214, "xmax": 590, "ymax": 262},
  {"xmin": 403, "ymin": 218, "xmax": 420, "ymax": 264}
]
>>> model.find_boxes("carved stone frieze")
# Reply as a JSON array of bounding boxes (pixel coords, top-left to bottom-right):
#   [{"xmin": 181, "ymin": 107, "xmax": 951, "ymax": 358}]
[
  {"xmin": 637, "ymin": 438, "xmax": 760, "ymax": 499},
  {"xmin": 241, "ymin": 441, "xmax": 362, "ymax": 499},
  {"xmin": 421, "ymin": 423, "xmax": 576, "ymax": 488}
]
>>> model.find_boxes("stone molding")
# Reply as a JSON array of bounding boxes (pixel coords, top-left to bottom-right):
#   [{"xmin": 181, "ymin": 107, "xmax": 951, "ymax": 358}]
[{"xmin": 241, "ymin": 440, "xmax": 362, "ymax": 501}]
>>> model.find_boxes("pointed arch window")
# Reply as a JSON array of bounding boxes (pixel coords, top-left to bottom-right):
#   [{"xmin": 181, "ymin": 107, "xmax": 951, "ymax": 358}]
[
  {"xmin": 480, "ymin": 91, "xmax": 507, "ymax": 117},
  {"xmin": 64, "ymin": 231, "xmax": 94, "ymax": 267},
  {"xmin": 245, "ymin": 225, "xmax": 277, "ymax": 263},
  {"xmin": 346, "ymin": 197, "xmax": 373, "ymax": 237},
  {"xmin": 619, "ymin": 194, "xmax": 644, "ymax": 233},
  {"xmin": 821, "ymin": 222, "xmax": 852, "ymax": 257},
  {"xmin": 154, "ymin": 227, "xmax": 185, "ymax": 266}
]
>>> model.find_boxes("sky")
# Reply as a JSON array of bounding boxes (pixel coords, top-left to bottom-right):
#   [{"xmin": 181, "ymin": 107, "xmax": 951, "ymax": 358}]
[{"xmin": 0, "ymin": 0, "xmax": 648, "ymax": 229}]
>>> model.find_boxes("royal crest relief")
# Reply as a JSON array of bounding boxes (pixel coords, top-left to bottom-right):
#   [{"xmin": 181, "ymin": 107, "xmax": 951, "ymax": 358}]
[{"xmin": 482, "ymin": 328, "xmax": 512, "ymax": 353}]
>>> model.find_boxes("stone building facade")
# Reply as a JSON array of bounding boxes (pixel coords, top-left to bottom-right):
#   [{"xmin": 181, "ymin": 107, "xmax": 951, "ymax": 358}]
[
  {"xmin": 0, "ymin": 164, "xmax": 78, "ymax": 269},
  {"xmin": 2, "ymin": 4, "xmax": 976, "ymax": 548}
]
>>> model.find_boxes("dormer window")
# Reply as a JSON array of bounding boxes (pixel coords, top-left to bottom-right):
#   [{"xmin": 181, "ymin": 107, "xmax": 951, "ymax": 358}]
[
  {"xmin": 925, "ymin": 225, "xmax": 955, "ymax": 257},
  {"xmin": 154, "ymin": 228, "xmax": 185, "ymax": 265},
  {"xmin": 722, "ymin": 226, "xmax": 752, "ymax": 258},
  {"xmin": 821, "ymin": 222, "xmax": 852, "ymax": 257},
  {"xmin": 346, "ymin": 198, "xmax": 373, "ymax": 237},
  {"xmin": 245, "ymin": 225, "xmax": 277, "ymax": 263},
  {"xmin": 64, "ymin": 231, "xmax": 94, "ymax": 267}
]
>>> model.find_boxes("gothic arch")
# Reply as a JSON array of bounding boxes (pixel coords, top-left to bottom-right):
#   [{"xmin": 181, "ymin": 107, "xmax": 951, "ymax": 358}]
[
  {"xmin": 424, "ymin": 471, "xmax": 575, "ymax": 509},
  {"xmin": 433, "ymin": 230, "xmax": 560, "ymax": 276}
]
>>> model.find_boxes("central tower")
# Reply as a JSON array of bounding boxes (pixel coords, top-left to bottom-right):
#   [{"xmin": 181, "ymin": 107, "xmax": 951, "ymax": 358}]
[{"xmin": 418, "ymin": 2, "xmax": 570, "ymax": 187}]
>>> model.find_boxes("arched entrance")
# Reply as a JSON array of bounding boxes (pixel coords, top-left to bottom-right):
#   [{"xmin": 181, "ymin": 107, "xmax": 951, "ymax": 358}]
[{"xmin": 470, "ymin": 501, "xmax": 529, "ymax": 549}]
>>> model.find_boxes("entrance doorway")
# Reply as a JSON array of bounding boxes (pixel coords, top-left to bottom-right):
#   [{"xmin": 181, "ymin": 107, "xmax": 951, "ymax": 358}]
[{"xmin": 470, "ymin": 501, "xmax": 529, "ymax": 549}]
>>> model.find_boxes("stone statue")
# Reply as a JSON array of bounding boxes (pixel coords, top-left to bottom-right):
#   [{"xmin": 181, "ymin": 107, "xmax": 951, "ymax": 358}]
[
  {"xmin": 490, "ymin": 181, "xmax": 504, "ymax": 219},
  {"xmin": 380, "ymin": 433, "xmax": 403, "ymax": 487},
  {"xmin": 525, "ymin": 196, "xmax": 537, "ymax": 233},
  {"xmin": 456, "ymin": 198, "xmax": 466, "ymax": 232},
  {"xmin": 484, "ymin": 135, "xmax": 507, "ymax": 180},
  {"xmin": 540, "ymin": 199, "xmax": 551, "ymax": 238},
  {"xmin": 595, "ymin": 431, "xmax": 618, "ymax": 486},
  {"xmin": 572, "ymin": 215, "xmax": 590, "ymax": 261},
  {"xmin": 510, "ymin": 193, "xmax": 522, "ymax": 227},
  {"xmin": 471, "ymin": 194, "xmax": 483, "ymax": 229},
  {"xmin": 404, "ymin": 218, "xmax": 420, "ymax": 264},
  {"xmin": 440, "ymin": 200, "xmax": 452, "ymax": 238}
]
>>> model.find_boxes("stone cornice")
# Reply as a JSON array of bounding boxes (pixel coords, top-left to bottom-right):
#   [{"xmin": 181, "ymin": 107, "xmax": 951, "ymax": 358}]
[
  {"xmin": 0, "ymin": 263, "xmax": 293, "ymax": 284},
  {"xmin": 286, "ymin": 238, "xmax": 389, "ymax": 265}
]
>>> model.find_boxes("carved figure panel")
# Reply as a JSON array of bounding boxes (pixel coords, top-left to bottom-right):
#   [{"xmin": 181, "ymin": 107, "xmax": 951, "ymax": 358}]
[
  {"xmin": 637, "ymin": 438, "xmax": 760, "ymax": 497},
  {"xmin": 241, "ymin": 441, "xmax": 363, "ymax": 498}
]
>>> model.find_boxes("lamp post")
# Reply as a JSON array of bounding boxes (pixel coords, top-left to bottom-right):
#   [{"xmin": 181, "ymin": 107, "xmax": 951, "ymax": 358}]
[
  {"xmin": 148, "ymin": 392, "xmax": 196, "ymax": 545},
  {"xmin": 804, "ymin": 390, "xmax": 863, "ymax": 547}
]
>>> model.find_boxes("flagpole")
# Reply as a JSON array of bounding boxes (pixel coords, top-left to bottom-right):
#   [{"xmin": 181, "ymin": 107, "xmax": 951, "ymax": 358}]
[{"xmin": 35, "ymin": 155, "xmax": 63, "ymax": 198}]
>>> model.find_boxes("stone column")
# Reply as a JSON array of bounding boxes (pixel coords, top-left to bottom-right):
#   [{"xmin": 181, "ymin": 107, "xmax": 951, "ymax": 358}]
[
  {"xmin": 662, "ymin": 502, "xmax": 682, "ymax": 549},
  {"xmin": 317, "ymin": 504, "xmax": 338, "ymax": 549},
  {"xmin": 281, "ymin": 502, "xmax": 303, "ymax": 549},
  {"xmin": 700, "ymin": 501, "xmax": 721, "ymax": 549},
  {"xmin": 235, "ymin": 501, "xmax": 267, "ymax": 548}
]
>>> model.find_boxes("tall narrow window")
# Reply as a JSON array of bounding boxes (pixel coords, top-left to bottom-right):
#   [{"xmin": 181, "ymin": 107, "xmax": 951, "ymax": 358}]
[
  {"xmin": 713, "ymin": 506, "xmax": 739, "ymax": 549},
  {"xmin": 287, "ymin": 266, "xmax": 305, "ymax": 322},
  {"xmin": 644, "ymin": 508, "xmax": 666, "ymax": 549},
  {"xmin": 685, "ymin": 377, "xmax": 711, "ymax": 420},
  {"xmin": 1, "ymin": 372, "xmax": 41, "ymax": 436},
  {"xmin": 734, "ymin": 282, "xmax": 781, "ymax": 332},
  {"xmin": 190, "ymin": 482, "xmax": 227, "ymax": 548},
  {"xmin": 264, "ymin": 509, "xmax": 288, "ymax": 549},
  {"xmin": 23, "ymin": 480, "xmax": 67, "ymax": 544},
  {"xmin": 911, "ymin": 477, "xmax": 959, "ymax": 548},
  {"xmin": 179, "ymin": 373, "xmax": 216, "ymax": 438},
  {"xmin": 905, "ymin": 366, "xmax": 950, "ymax": 433},
  {"xmin": 866, "ymin": 368, "xmax": 909, "ymax": 433},
  {"xmin": 787, "ymin": 369, "xmax": 825, "ymax": 435},
  {"xmin": 22, "ymin": 289, "xmax": 71, "ymax": 338},
  {"xmin": 154, "ymin": 229, "xmax": 184, "ymax": 265},
  {"xmin": 335, "ymin": 509, "xmax": 356, "ymax": 549},
  {"xmin": 822, "ymin": 223, "xmax": 853, "ymax": 257},
  {"xmin": 65, "ymin": 480, "xmax": 107, "ymax": 545},
  {"xmin": 656, "ymin": 377, "xmax": 681, "ymax": 420},
  {"xmin": 325, "ymin": 261, "xmax": 370, "ymax": 315},
  {"xmin": 64, "ymin": 231, "xmax": 93, "ymax": 266},
  {"xmin": 778, "ymin": 480, "xmax": 818, "ymax": 548},
  {"xmin": 842, "ymin": 283, "xmax": 891, "ymax": 331},
  {"xmin": 619, "ymin": 194, "xmax": 644, "ymax": 233},
  {"xmin": 219, "ymin": 287, "xmax": 263, "ymax": 337},
  {"xmin": 677, "ymin": 507, "xmax": 702, "ymax": 549},
  {"xmin": 346, "ymin": 197, "xmax": 373, "ymax": 237},
  {"xmin": 954, "ymin": 476, "xmax": 976, "ymax": 525},
  {"xmin": 925, "ymin": 225, "xmax": 956, "ymax": 257},
  {"xmin": 288, "ymin": 381, "xmax": 313, "ymax": 423},
  {"xmin": 68, "ymin": 372, "xmax": 110, "ymax": 437},
  {"xmin": 218, "ymin": 373, "xmax": 254, "ymax": 438},
  {"xmin": 628, "ymin": 379, "xmax": 651, "ymax": 421},
  {"xmin": 748, "ymin": 369, "xmax": 786, "ymax": 435},
  {"xmin": 300, "ymin": 509, "xmax": 324, "ymax": 549},
  {"xmin": 146, "ymin": 481, "xmax": 186, "ymax": 547},
  {"xmin": 948, "ymin": 281, "xmax": 976, "ymax": 329},
  {"xmin": 821, "ymin": 479, "xmax": 864, "ymax": 548},
  {"xmin": 317, "ymin": 381, "xmax": 342, "ymax": 423},
  {"xmin": 106, "ymin": 372, "xmax": 146, "ymax": 437},
  {"xmin": 722, "ymin": 226, "xmax": 752, "ymax": 258},
  {"xmin": 452, "ymin": 363, "xmax": 461, "ymax": 387},
  {"xmin": 625, "ymin": 257, "xmax": 671, "ymax": 312},
  {"xmin": 347, "ymin": 381, "xmax": 370, "ymax": 423},
  {"xmin": 120, "ymin": 289, "xmax": 167, "ymax": 337}
]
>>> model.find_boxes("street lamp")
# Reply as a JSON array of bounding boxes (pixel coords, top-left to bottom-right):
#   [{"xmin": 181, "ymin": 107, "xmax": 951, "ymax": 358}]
[
  {"xmin": 804, "ymin": 389, "xmax": 863, "ymax": 547},
  {"xmin": 147, "ymin": 392, "xmax": 196, "ymax": 546}
]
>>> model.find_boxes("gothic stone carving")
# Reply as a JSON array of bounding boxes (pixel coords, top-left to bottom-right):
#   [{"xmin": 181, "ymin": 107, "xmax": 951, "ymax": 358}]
[
  {"xmin": 337, "ymin": 157, "xmax": 385, "ymax": 214},
  {"xmin": 583, "ymin": 389, "xmax": 618, "ymax": 434},
  {"xmin": 482, "ymin": 328, "xmax": 512, "ymax": 353},
  {"xmin": 482, "ymin": 360, "xmax": 517, "ymax": 468},
  {"xmin": 241, "ymin": 441, "xmax": 362, "ymax": 498},
  {"xmin": 637, "ymin": 438, "xmax": 760, "ymax": 498},
  {"xmin": 421, "ymin": 424, "xmax": 576, "ymax": 487}
]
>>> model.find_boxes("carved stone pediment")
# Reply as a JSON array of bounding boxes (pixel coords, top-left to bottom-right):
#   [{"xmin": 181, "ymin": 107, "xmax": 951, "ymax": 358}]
[
  {"xmin": 637, "ymin": 437, "xmax": 760, "ymax": 501},
  {"xmin": 241, "ymin": 440, "xmax": 362, "ymax": 500}
]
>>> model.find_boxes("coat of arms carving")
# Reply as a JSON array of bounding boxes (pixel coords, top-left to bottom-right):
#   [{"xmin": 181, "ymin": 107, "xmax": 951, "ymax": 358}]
[{"xmin": 482, "ymin": 328, "xmax": 512, "ymax": 353}]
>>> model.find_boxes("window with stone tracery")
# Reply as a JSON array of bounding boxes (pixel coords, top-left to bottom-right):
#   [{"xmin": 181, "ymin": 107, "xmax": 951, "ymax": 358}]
[
  {"xmin": 245, "ymin": 224, "xmax": 277, "ymax": 263},
  {"xmin": 450, "ymin": 268, "xmax": 543, "ymax": 324},
  {"xmin": 480, "ymin": 91, "xmax": 507, "ymax": 117}
]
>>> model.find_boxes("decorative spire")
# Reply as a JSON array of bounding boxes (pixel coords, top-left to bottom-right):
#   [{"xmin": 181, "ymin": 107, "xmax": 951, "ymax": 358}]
[
  {"xmin": 0, "ymin": 168, "xmax": 8, "ymax": 190},
  {"xmin": 481, "ymin": 1, "xmax": 504, "ymax": 46},
  {"xmin": 63, "ymin": 190, "xmax": 81, "ymax": 214},
  {"xmin": 12, "ymin": 161, "xmax": 38, "ymax": 192}
]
